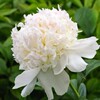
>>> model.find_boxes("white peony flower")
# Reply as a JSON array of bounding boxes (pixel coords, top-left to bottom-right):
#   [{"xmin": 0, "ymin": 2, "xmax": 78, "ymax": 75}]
[{"xmin": 11, "ymin": 7, "xmax": 99, "ymax": 100}]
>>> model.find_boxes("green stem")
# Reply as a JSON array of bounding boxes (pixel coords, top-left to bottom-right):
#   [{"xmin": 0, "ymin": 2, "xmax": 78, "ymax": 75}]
[{"xmin": 70, "ymin": 82, "xmax": 80, "ymax": 98}]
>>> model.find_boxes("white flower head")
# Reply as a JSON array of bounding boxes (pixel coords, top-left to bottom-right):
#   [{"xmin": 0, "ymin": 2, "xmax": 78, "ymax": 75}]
[{"xmin": 11, "ymin": 7, "xmax": 99, "ymax": 100}]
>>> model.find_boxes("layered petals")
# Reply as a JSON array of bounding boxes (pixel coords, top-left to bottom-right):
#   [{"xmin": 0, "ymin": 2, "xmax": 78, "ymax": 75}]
[
  {"xmin": 13, "ymin": 68, "xmax": 40, "ymax": 89},
  {"xmin": 12, "ymin": 7, "xmax": 99, "ymax": 100},
  {"xmin": 64, "ymin": 37, "xmax": 99, "ymax": 72},
  {"xmin": 38, "ymin": 69, "xmax": 70, "ymax": 100}
]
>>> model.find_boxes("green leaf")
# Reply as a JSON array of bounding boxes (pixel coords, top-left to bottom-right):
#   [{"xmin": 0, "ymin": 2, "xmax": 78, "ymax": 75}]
[
  {"xmin": 9, "ymin": 72, "xmax": 20, "ymax": 83},
  {"xmin": 93, "ymin": 0, "xmax": 100, "ymax": 12},
  {"xmin": 2, "ymin": 37, "xmax": 13, "ymax": 61},
  {"xmin": 96, "ymin": 22, "xmax": 100, "ymax": 38},
  {"xmin": 11, "ymin": 89, "xmax": 26, "ymax": 100},
  {"xmin": 78, "ymin": 83, "xmax": 86, "ymax": 98},
  {"xmin": 0, "ymin": 43, "xmax": 7, "ymax": 59},
  {"xmin": 86, "ymin": 78, "xmax": 99, "ymax": 92},
  {"xmin": 67, "ymin": 9, "xmax": 75, "ymax": 18},
  {"xmin": 0, "ymin": 3, "xmax": 6, "ymax": 8},
  {"xmin": 84, "ymin": 0, "xmax": 93, "ymax": 7},
  {"xmin": 0, "ymin": 58, "xmax": 7, "ymax": 74},
  {"xmin": 71, "ymin": 79, "xmax": 78, "ymax": 90},
  {"xmin": 94, "ymin": 98, "xmax": 100, "ymax": 100},
  {"xmin": 85, "ymin": 60, "xmax": 100, "ymax": 76},
  {"xmin": 0, "ymin": 23, "xmax": 12, "ymax": 29},
  {"xmin": 0, "ymin": 9, "xmax": 17, "ymax": 16},
  {"xmin": 0, "ymin": 16, "xmax": 12, "ymax": 23},
  {"xmin": 77, "ymin": 73, "xmax": 86, "ymax": 85},
  {"xmin": 4, "ymin": 47, "xmax": 13, "ymax": 61},
  {"xmin": 67, "ymin": 86, "xmax": 78, "ymax": 100},
  {"xmin": 69, "ymin": 79, "xmax": 80, "ymax": 99},
  {"xmin": 34, "ymin": 85, "xmax": 43, "ymax": 91},
  {"xmin": 71, "ymin": 0, "xmax": 83, "ymax": 7},
  {"xmin": 9, "ymin": 65, "xmax": 21, "ymax": 83},
  {"xmin": 0, "ymin": 41, "xmax": 12, "ymax": 61},
  {"xmin": 17, "ymin": 3, "xmax": 37, "ymax": 13},
  {"xmin": 3, "ymin": 37, "xmax": 12, "ymax": 47},
  {"xmin": 0, "ymin": 79, "xmax": 9, "ymax": 95},
  {"xmin": 75, "ymin": 8, "xmax": 98, "ymax": 36},
  {"xmin": 13, "ymin": 0, "xmax": 25, "ymax": 7}
]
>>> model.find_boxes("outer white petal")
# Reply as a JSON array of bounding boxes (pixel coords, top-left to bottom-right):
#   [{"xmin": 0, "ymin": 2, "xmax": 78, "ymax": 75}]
[
  {"xmin": 21, "ymin": 78, "xmax": 36, "ymax": 97},
  {"xmin": 13, "ymin": 68, "xmax": 40, "ymax": 89},
  {"xmin": 53, "ymin": 54, "xmax": 68, "ymax": 75},
  {"xmin": 70, "ymin": 37, "xmax": 99, "ymax": 58},
  {"xmin": 66, "ymin": 53, "xmax": 87, "ymax": 72},
  {"xmin": 38, "ymin": 69, "xmax": 70, "ymax": 100}
]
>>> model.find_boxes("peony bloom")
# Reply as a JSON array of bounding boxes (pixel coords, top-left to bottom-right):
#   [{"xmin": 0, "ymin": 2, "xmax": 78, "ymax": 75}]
[{"xmin": 11, "ymin": 7, "xmax": 99, "ymax": 100}]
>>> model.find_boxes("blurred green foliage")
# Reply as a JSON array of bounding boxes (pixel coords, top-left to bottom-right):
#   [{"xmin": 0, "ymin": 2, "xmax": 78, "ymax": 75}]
[{"xmin": 0, "ymin": 0, "xmax": 100, "ymax": 100}]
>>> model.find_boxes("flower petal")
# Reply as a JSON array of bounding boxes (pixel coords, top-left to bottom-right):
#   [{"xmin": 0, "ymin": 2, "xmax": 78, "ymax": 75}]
[
  {"xmin": 53, "ymin": 54, "xmax": 68, "ymax": 75},
  {"xmin": 21, "ymin": 78, "xmax": 36, "ymax": 97},
  {"xmin": 13, "ymin": 68, "xmax": 40, "ymax": 89},
  {"xmin": 66, "ymin": 54, "xmax": 87, "ymax": 72},
  {"xmin": 71, "ymin": 37, "xmax": 99, "ymax": 58},
  {"xmin": 38, "ymin": 69, "xmax": 70, "ymax": 100}
]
